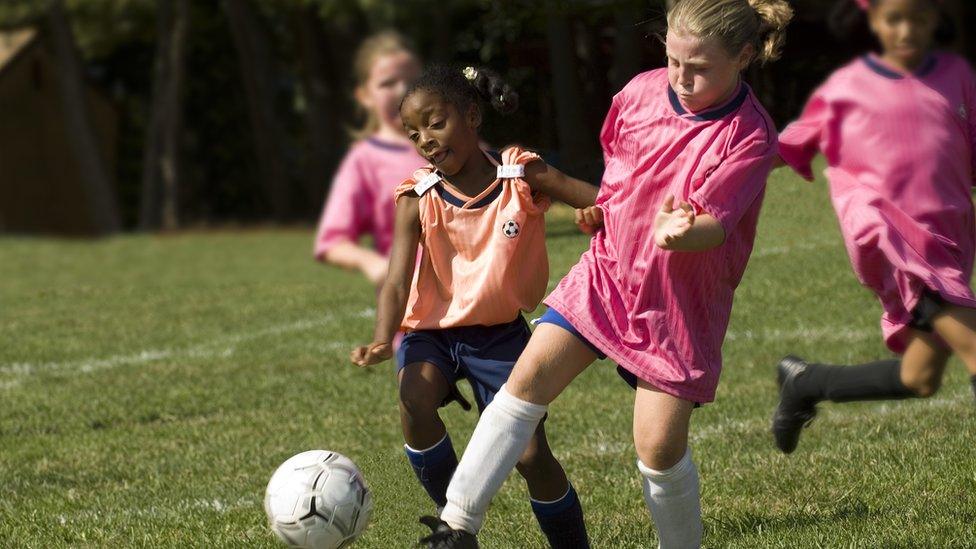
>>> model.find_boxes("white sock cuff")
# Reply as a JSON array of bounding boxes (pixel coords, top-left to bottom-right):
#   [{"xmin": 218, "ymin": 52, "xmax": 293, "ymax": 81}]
[
  {"xmin": 440, "ymin": 502, "xmax": 482, "ymax": 534},
  {"xmin": 404, "ymin": 432, "xmax": 449, "ymax": 454},
  {"xmin": 493, "ymin": 384, "xmax": 548, "ymax": 422},
  {"xmin": 637, "ymin": 448, "xmax": 694, "ymax": 481},
  {"xmin": 529, "ymin": 483, "xmax": 573, "ymax": 505}
]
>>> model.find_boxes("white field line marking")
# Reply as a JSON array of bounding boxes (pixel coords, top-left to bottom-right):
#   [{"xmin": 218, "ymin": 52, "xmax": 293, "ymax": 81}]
[
  {"xmin": 573, "ymin": 394, "xmax": 970, "ymax": 458},
  {"xmin": 0, "ymin": 308, "xmax": 375, "ymax": 387},
  {"xmin": 725, "ymin": 326, "xmax": 875, "ymax": 343},
  {"xmin": 750, "ymin": 239, "xmax": 837, "ymax": 259},
  {"xmin": 56, "ymin": 497, "xmax": 257, "ymax": 524}
]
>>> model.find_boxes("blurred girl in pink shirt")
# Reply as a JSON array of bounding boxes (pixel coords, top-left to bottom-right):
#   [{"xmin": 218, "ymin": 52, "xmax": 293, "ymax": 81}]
[
  {"xmin": 314, "ymin": 31, "xmax": 424, "ymax": 286},
  {"xmin": 421, "ymin": 1, "xmax": 793, "ymax": 548},
  {"xmin": 351, "ymin": 64, "xmax": 600, "ymax": 547},
  {"xmin": 771, "ymin": 0, "xmax": 976, "ymax": 454}
]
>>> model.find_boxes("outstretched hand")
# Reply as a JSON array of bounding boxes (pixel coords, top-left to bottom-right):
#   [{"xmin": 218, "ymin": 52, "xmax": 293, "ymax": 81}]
[
  {"xmin": 654, "ymin": 194, "xmax": 696, "ymax": 249},
  {"xmin": 350, "ymin": 341, "xmax": 393, "ymax": 367},
  {"xmin": 575, "ymin": 206, "xmax": 604, "ymax": 235}
]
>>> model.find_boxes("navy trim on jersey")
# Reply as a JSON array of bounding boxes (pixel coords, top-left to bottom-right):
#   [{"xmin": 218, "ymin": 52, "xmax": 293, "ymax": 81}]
[
  {"xmin": 668, "ymin": 83, "xmax": 749, "ymax": 121},
  {"xmin": 436, "ymin": 182, "xmax": 503, "ymax": 209},
  {"xmin": 862, "ymin": 54, "xmax": 937, "ymax": 80},
  {"xmin": 366, "ymin": 137, "xmax": 412, "ymax": 152}
]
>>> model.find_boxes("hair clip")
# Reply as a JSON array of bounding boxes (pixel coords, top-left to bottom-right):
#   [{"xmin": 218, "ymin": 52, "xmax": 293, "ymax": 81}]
[{"xmin": 463, "ymin": 66, "xmax": 478, "ymax": 82}]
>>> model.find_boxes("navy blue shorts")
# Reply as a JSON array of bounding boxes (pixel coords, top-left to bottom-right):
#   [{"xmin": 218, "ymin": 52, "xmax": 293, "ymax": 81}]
[
  {"xmin": 910, "ymin": 290, "xmax": 945, "ymax": 333},
  {"xmin": 397, "ymin": 316, "xmax": 531, "ymax": 412}
]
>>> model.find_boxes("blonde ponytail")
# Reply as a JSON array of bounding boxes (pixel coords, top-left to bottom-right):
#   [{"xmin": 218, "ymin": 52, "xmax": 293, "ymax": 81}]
[
  {"xmin": 748, "ymin": 0, "xmax": 794, "ymax": 64},
  {"xmin": 668, "ymin": 0, "xmax": 794, "ymax": 66}
]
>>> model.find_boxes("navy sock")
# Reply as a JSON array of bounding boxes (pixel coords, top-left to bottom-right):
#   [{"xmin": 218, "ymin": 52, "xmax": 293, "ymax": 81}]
[
  {"xmin": 404, "ymin": 434, "xmax": 457, "ymax": 508},
  {"xmin": 530, "ymin": 484, "xmax": 590, "ymax": 549},
  {"xmin": 796, "ymin": 359, "xmax": 916, "ymax": 403}
]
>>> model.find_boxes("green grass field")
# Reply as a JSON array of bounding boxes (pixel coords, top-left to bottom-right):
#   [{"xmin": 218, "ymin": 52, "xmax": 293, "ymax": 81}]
[{"xmin": 2, "ymin": 166, "xmax": 975, "ymax": 548}]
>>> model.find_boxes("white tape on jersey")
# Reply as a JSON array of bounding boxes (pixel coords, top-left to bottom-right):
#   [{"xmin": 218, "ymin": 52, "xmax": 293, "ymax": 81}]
[
  {"xmin": 414, "ymin": 172, "xmax": 442, "ymax": 196},
  {"xmin": 496, "ymin": 164, "xmax": 525, "ymax": 179}
]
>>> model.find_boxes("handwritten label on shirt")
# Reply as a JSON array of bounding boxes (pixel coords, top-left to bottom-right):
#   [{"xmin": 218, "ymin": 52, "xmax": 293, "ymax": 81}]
[{"xmin": 497, "ymin": 165, "xmax": 525, "ymax": 179}]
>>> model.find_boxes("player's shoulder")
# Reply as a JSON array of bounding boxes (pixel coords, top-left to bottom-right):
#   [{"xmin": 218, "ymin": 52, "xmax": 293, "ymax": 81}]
[
  {"xmin": 722, "ymin": 86, "xmax": 776, "ymax": 151},
  {"xmin": 394, "ymin": 166, "xmax": 438, "ymax": 201},
  {"xmin": 933, "ymin": 50, "xmax": 974, "ymax": 79},
  {"xmin": 614, "ymin": 69, "xmax": 668, "ymax": 105},
  {"xmin": 810, "ymin": 57, "xmax": 866, "ymax": 98}
]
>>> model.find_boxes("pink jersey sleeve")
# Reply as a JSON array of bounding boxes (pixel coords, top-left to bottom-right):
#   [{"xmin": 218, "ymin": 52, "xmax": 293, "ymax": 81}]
[
  {"xmin": 778, "ymin": 89, "xmax": 830, "ymax": 182},
  {"xmin": 314, "ymin": 150, "xmax": 373, "ymax": 260},
  {"xmin": 967, "ymin": 65, "xmax": 976, "ymax": 181},
  {"xmin": 599, "ymin": 93, "xmax": 624, "ymax": 160},
  {"xmin": 688, "ymin": 133, "xmax": 776, "ymax": 235},
  {"xmin": 393, "ymin": 172, "xmax": 425, "ymax": 203}
]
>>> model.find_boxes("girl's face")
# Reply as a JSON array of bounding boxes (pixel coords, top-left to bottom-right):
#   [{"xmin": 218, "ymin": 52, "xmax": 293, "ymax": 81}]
[
  {"xmin": 869, "ymin": 0, "xmax": 938, "ymax": 69},
  {"xmin": 356, "ymin": 51, "xmax": 422, "ymax": 131},
  {"xmin": 665, "ymin": 31, "xmax": 752, "ymax": 112},
  {"xmin": 400, "ymin": 89, "xmax": 482, "ymax": 177}
]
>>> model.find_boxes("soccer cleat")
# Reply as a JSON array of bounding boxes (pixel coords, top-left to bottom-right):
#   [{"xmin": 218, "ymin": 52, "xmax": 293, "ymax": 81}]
[
  {"xmin": 771, "ymin": 355, "xmax": 818, "ymax": 454},
  {"xmin": 419, "ymin": 516, "xmax": 479, "ymax": 548}
]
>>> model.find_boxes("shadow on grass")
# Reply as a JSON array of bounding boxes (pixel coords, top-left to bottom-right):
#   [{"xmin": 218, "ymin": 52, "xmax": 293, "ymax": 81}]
[{"xmin": 709, "ymin": 497, "xmax": 874, "ymax": 540}]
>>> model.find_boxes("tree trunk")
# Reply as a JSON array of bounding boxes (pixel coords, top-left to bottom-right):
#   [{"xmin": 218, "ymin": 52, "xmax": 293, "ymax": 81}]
[
  {"xmin": 140, "ymin": 0, "xmax": 188, "ymax": 231},
  {"xmin": 545, "ymin": 4, "xmax": 600, "ymax": 181},
  {"xmin": 293, "ymin": 5, "xmax": 343, "ymax": 216},
  {"xmin": 610, "ymin": 0, "xmax": 644, "ymax": 93},
  {"xmin": 223, "ymin": 0, "xmax": 293, "ymax": 221},
  {"xmin": 48, "ymin": 0, "xmax": 120, "ymax": 234}
]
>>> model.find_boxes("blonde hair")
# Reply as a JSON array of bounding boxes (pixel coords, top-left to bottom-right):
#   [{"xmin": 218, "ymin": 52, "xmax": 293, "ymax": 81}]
[
  {"xmin": 667, "ymin": 0, "xmax": 794, "ymax": 65},
  {"xmin": 350, "ymin": 30, "xmax": 418, "ymax": 140}
]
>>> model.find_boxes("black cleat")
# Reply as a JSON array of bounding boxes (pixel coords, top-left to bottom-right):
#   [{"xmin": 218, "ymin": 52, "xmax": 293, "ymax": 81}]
[
  {"xmin": 772, "ymin": 355, "xmax": 818, "ymax": 454},
  {"xmin": 419, "ymin": 516, "xmax": 479, "ymax": 548}
]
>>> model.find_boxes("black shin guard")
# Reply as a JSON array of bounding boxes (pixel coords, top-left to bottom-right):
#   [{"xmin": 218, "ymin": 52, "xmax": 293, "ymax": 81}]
[{"xmin": 796, "ymin": 359, "xmax": 916, "ymax": 403}]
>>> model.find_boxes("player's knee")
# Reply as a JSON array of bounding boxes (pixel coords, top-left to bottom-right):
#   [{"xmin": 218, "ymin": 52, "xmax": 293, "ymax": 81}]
[
  {"xmin": 635, "ymin": 436, "xmax": 685, "ymax": 471},
  {"xmin": 397, "ymin": 386, "xmax": 439, "ymax": 419},
  {"xmin": 903, "ymin": 373, "xmax": 941, "ymax": 398}
]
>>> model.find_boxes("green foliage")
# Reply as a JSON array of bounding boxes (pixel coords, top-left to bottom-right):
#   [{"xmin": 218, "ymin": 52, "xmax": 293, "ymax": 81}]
[{"xmin": 1, "ymin": 166, "xmax": 975, "ymax": 546}]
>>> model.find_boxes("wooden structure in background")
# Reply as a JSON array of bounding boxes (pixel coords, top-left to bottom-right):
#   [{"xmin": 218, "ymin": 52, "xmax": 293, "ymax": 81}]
[{"xmin": 0, "ymin": 27, "xmax": 118, "ymax": 236}]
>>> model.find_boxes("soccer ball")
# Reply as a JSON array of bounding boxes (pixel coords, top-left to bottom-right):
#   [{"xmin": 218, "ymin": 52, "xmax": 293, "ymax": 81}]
[
  {"xmin": 502, "ymin": 220, "xmax": 520, "ymax": 238},
  {"xmin": 264, "ymin": 450, "xmax": 373, "ymax": 548}
]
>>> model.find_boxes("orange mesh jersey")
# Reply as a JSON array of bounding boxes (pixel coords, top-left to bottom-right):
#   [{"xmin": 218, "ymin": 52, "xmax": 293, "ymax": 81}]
[{"xmin": 394, "ymin": 147, "xmax": 551, "ymax": 331}]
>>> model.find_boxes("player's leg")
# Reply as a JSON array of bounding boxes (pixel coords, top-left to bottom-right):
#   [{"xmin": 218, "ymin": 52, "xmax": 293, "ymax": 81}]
[
  {"xmin": 930, "ymin": 303, "xmax": 976, "ymax": 400},
  {"xmin": 632, "ymin": 382, "xmax": 699, "ymax": 549},
  {"xmin": 398, "ymin": 332, "xmax": 459, "ymax": 509},
  {"xmin": 438, "ymin": 323, "xmax": 598, "ymax": 535},
  {"xmin": 772, "ymin": 329, "xmax": 948, "ymax": 453},
  {"xmin": 516, "ymin": 421, "xmax": 589, "ymax": 548}
]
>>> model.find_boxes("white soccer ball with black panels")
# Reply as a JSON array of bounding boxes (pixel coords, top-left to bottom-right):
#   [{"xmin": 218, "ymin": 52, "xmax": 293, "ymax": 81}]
[
  {"xmin": 502, "ymin": 219, "xmax": 520, "ymax": 238},
  {"xmin": 264, "ymin": 450, "xmax": 372, "ymax": 548}
]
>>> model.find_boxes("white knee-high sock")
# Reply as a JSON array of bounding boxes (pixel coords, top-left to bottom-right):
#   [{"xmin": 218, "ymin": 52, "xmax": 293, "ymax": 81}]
[
  {"xmin": 637, "ymin": 448, "xmax": 702, "ymax": 549},
  {"xmin": 440, "ymin": 384, "xmax": 547, "ymax": 533}
]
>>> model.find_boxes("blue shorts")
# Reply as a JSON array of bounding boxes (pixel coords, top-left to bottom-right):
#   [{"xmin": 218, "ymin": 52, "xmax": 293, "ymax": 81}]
[{"xmin": 396, "ymin": 316, "xmax": 531, "ymax": 412}]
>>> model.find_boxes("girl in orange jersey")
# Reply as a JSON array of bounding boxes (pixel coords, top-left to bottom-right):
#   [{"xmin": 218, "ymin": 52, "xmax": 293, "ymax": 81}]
[{"xmin": 351, "ymin": 64, "xmax": 598, "ymax": 548}]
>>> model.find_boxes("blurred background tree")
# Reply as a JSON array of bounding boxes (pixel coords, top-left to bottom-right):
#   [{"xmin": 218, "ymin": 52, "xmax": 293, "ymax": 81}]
[{"xmin": 0, "ymin": 0, "xmax": 970, "ymax": 234}]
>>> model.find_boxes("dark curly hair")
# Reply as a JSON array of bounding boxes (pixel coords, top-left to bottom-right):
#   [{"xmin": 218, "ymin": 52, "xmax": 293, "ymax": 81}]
[
  {"xmin": 400, "ymin": 64, "xmax": 519, "ymax": 116},
  {"xmin": 828, "ymin": 0, "xmax": 955, "ymax": 45}
]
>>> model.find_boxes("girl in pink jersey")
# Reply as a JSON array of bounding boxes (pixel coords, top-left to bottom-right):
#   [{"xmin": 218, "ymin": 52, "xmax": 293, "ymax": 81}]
[
  {"xmin": 350, "ymin": 64, "xmax": 600, "ymax": 548},
  {"xmin": 314, "ymin": 31, "xmax": 424, "ymax": 286},
  {"xmin": 771, "ymin": 0, "xmax": 976, "ymax": 454},
  {"xmin": 422, "ymin": 1, "xmax": 793, "ymax": 548}
]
